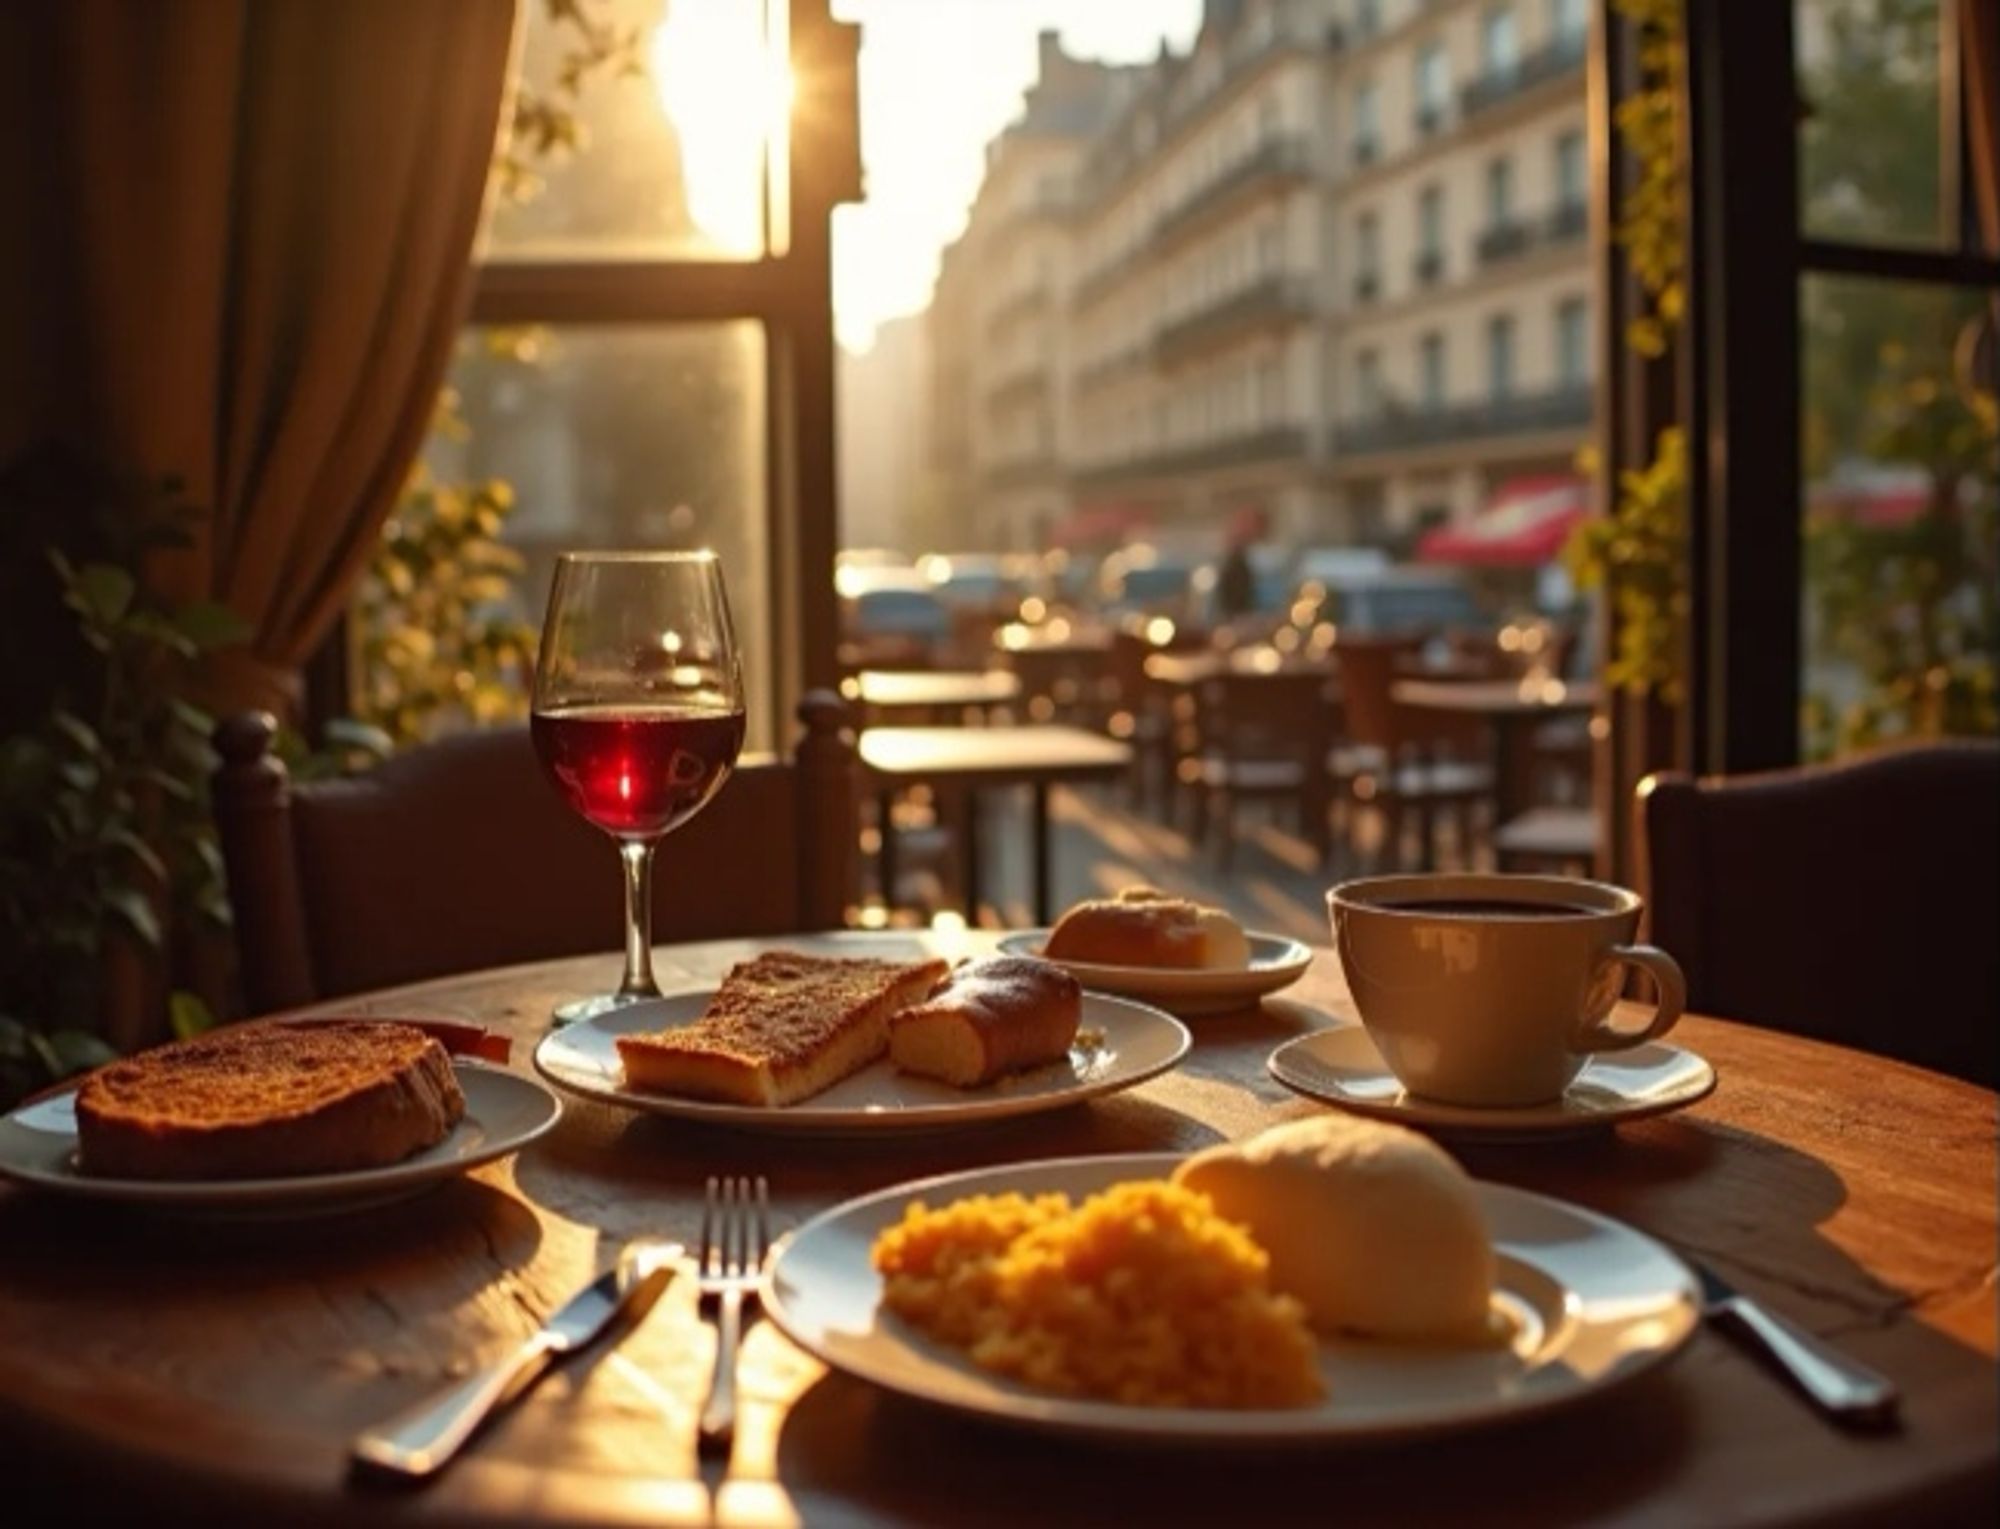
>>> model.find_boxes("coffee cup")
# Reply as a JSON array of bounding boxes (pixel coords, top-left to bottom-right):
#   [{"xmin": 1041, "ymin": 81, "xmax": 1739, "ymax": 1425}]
[{"xmin": 1326, "ymin": 873, "xmax": 1686, "ymax": 1108}]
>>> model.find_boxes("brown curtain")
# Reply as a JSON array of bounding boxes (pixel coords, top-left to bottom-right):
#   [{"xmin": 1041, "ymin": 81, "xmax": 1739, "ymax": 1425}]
[
  {"xmin": 1966, "ymin": 0, "xmax": 1999, "ymax": 251},
  {"xmin": 0, "ymin": 0, "xmax": 517, "ymax": 715}
]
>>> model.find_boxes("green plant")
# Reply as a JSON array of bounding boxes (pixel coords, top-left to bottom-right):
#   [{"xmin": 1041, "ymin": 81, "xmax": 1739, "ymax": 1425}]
[
  {"xmin": 1565, "ymin": 0, "xmax": 1688, "ymax": 702},
  {"xmin": 0, "ymin": 454, "xmax": 246, "ymax": 1107}
]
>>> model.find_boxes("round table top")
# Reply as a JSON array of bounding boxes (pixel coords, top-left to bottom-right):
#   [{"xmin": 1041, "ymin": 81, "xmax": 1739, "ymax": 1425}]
[
  {"xmin": 857, "ymin": 724, "xmax": 1133, "ymax": 783},
  {"xmin": 1394, "ymin": 677, "xmax": 1601, "ymax": 716},
  {"xmin": 847, "ymin": 669, "xmax": 1022, "ymax": 710},
  {"xmin": 2, "ymin": 933, "xmax": 1994, "ymax": 1526}
]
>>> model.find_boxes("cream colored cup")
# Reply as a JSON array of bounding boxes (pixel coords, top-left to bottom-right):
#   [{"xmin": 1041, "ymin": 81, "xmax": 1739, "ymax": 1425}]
[{"xmin": 1327, "ymin": 873, "xmax": 1686, "ymax": 1108}]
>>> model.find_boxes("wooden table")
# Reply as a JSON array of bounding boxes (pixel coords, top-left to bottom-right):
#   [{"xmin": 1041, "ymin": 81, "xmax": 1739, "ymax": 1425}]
[
  {"xmin": 845, "ymin": 669, "xmax": 1021, "ymax": 722},
  {"xmin": 1394, "ymin": 677, "xmax": 1601, "ymax": 823},
  {"xmin": 857, "ymin": 726, "xmax": 1132, "ymax": 922},
  {"xmin": 3, "ymin": 934, "xmax": 1991, "ymax": 1526}
]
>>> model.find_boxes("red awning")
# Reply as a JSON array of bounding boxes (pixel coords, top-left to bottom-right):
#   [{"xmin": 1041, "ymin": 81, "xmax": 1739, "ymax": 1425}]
[
  {"xmin": 1416, "ymin": 476, "xmax": 1592, "ymax": 567},
  {"xmin": 1807, "ymin": 469, "xmax": 1933, "ymax": 529}
]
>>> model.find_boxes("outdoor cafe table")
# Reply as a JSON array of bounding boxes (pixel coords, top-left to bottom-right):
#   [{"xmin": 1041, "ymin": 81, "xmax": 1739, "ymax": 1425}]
[
  {"xmin": 859, "ymin": 724, "xmax": 1132, "ymax": 923},
  {"xmin": 1394, "ymin": 677, "xmax": 1602, "ymax": 824},
  {"xmin": 1, "ymin": 932, "xmax": 1993, "ymax": 1527},
  {"xmin": 843, "ymin": 668, "xmax": 1021, "ymax": 724}
]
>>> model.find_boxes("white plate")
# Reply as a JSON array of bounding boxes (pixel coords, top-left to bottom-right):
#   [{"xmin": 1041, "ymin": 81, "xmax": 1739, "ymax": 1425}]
[
  {"xmin": 0, "ymin": 1062, "xmax": 561, "ymax": 1215},
  {"xmin": 763, "ymin": 1152, "xmax": 1700, "ymax": 1445},
  {"xmin": 994, "ymin": 930, "xmax": 1313, "ymax": 1016},
  {"xmin": 1268, "ymin": 1024, "xmax": 1717, "ymax": 1140},
  {"xmin": 534, "ymin": 990, "xmax": 1189, "ymax": 1135}
]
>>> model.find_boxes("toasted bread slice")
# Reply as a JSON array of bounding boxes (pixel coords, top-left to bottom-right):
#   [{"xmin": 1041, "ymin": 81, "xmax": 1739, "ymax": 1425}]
[
  {"xmin": 74, "ymin": 1021, "xmax": 465, "ymax": 1180},
  {"xmin": 616, "ymin": 952, "xmax": 949, "ymax": 1106}
]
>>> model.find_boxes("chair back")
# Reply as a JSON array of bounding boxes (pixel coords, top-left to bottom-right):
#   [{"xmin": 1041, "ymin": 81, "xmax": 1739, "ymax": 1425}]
[
  {"xmin": 1640, "ymin": 741, "xmax": 1999, "ymax": 1087},
  {"xmin": 1331, "ymin": 637, "xmax": 1423, "ymax": 751},
  {"xmin": 213, "ymin": 693, "xmax": 856, "ymax": 1015}
]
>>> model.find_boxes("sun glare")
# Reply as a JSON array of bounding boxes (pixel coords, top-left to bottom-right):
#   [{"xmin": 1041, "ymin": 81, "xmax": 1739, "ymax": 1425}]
[{"xmin": 652, "ymin": 0, "xmax": 792, "ymax": 255}]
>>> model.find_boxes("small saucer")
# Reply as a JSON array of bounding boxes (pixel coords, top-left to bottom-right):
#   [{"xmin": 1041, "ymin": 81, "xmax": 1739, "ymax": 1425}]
[{"xmin": 1267, "ymin": 1024, "xmax": 1716, "ymax": 1140}]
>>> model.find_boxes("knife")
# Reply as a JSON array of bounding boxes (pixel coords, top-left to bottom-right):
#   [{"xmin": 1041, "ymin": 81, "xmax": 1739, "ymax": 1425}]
[
  {"xmin": 1695, "ymin": 1261, "xmax": 1900, "ymax": 1430},
  {"xmin": 351, "ymin": 1240, "xmax": 682, "ymax": 1480}
]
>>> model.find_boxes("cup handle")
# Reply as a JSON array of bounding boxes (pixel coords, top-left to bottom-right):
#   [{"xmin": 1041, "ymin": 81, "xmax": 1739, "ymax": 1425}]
[{"xmin": 1573, "ymin": 944, "xmax": 1687, "ymax": 1054}]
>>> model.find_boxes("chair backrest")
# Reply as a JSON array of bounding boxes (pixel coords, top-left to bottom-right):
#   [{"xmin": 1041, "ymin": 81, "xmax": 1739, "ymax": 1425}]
[
  {"xmin": 1330, "ymin": 636, "xmax": 1426, "ymax": 751},
  {"xmin": 213, "ymin": 692, "xmax": 856, "ymax": 1015},
  {"xmin": 1194, "ymin": 668, "xmax": 1335, "ymax": 763},
  {"xmin": 1639, "ymin": 741, "xmax": 1999, "ymax": 1087}
]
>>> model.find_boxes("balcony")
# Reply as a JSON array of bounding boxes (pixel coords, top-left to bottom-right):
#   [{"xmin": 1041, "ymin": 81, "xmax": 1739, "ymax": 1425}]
[
  {"xmin": 1336, "ymin": 386, "xmax": 1593, "ymax": 456},
  {"xmin": 1073, "ymin": 426, "xmax": 1311, "ymax": 488},
  {"xmin": 1474, "ymin": 200, "xmax": 1590, "ymax": 268},
  {"xmin": 1153, "ymin": 137, "xmax": 1314, "ymax": 246},
  {"xmin": 985, "ymin": 364, "xmax": 1050, "ymax": 411},
  {"xmin": 1352, "ymin": 271, "xmax": 1380, "ymax": 305},
  {"xmin": 1152, "ymin": 277, "xmax": 1318, "ymax": 364},
  {"xmin": 1459, "ymin": 35, "xmax": 1587, "ymax": 120},
  {"xmin": 1352, "ymin": 137, "xmax": 1380, "ymax": 169},
  {"xmin": 1075, "ymin": 347, "xmax": 1152, "ymax": 393},
  {"xmin": 984, "ymin": 286, "xmax": 1050, "ymax": 336},
  {"xmin": 1413, "ymin": 104, "xmax": 1447, "ymax": 139},
  {"xmin": 1413, "ymin": 250, "xmax": 1445, "ymax": 287}
]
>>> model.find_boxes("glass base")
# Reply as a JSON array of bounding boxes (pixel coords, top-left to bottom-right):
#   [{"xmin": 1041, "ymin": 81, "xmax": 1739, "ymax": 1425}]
[{"xmin": 551, "ymin": 990, "xmax": 661, "ymax": 1025}]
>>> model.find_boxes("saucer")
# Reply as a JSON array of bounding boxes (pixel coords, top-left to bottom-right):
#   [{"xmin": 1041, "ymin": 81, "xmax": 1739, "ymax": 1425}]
[{"xmin": 1266, "ymin": 1024, "xmax": 1716, "ymax": 1140}]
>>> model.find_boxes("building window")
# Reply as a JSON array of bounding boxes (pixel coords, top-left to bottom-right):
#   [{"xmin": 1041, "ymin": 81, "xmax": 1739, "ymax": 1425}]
[
  {"xmin": 1418, "ymin": 333, "xmax": 1447, "ymax": 411},
  {"xmin": 1556, "ymin": 297, "xmax": 1589, "ymax": 388},
  {"xmin": 1355, "ymin": 347, "xmax": 1381, "ymax": 418},
  {"xmin": 1356, "ymin": 0, "xmax": 1381, "ymax": 39},
  {"xmin": 1414, "ymin": 42, "xmax": 1450, "ymax": 132},
  {"xmin": 1258, "ymin": 94, "xmax": 1281, "ymax": 142},
  {"xmin": 1354, "ymin": 209, "xmax": 1381, "ymax": 298},
  {"xmin": 1258, "ymin": 358, "xmax": 1283, "ymax": 421},
  {"xmin": 1353, "ymin": 81, "xmax": 1379, "ymax": 163},
  {"xmin": 1417, "ymin": 183, "xmax": 1445, "ymax": 279},
  {"xmin": 1485, "ymin": 156, "xmax": 1514, "ymax": 227},
  {"xmin": 1256, "ymin": 219, "xmax": 1282, "ymax": 275},
  {"xmin": 1552, "ymin": 0, "xmax": 1587, "ymax": 49},
  {"xmin": 1486, "ymin": 313, "xmax": 1517, "ymax": 400},
  {"xmin": 1482, "ymin": 8, "xmax": 1519, "ymax": 80},
  {"xmin": 1554, "ymin": 129, "xmax": 1585, "ymax": 211}
]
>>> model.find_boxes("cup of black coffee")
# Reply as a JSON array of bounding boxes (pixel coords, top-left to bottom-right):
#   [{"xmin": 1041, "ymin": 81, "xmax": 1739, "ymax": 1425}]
[{"xmin": 1327, "ymin": 874, "xmax": 1686, "ymax": 1107}]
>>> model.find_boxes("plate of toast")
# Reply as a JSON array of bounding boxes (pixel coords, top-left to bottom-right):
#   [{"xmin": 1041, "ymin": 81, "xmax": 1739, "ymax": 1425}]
[
  {"xmin": 996, "ymin": 887, "xmax": 1315, "ymax": 1016},
  {"xmin": 533, "ymin": 947, "xmax": 1191, "ymax": 1133},
  {"xmin": 0, "ymin": 1020, "xmax": 562, "ymax": 1214}
]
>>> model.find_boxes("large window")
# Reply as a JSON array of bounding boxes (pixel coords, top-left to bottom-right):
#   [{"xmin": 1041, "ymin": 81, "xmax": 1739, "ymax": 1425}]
[
  {"xmin": 1415, "ymin": 42, "xmax": 1451, "ymax": 130},
  {"xmin": 1418, "ymin": 183, "xmax": 1445, "ymax": 263},
  {"xmin": 1486, "ymin": 155, "xmax": 1515, "ymax": 227},
  {"xmin": 1483, "ymin": 8, "xmax": 1520, "ymax": 79},
  {"xmin": 1556, "ymin": 296, "xmax": 1590, "ymax": 386},
  {"xmin": 1555, "ymin": 129, "xmax": 1586, "ymax": 211},
  {"xmin": 1419, "ymin": 332, "xmax": 1448, "ymax": 409},
  {"xmin": 1487, "ymin": 313, "xmax": 1518, "ymax": 399},
  {"xmin": 1354, "ymin": 80, "xmax": 1381, "ymax": 161}
]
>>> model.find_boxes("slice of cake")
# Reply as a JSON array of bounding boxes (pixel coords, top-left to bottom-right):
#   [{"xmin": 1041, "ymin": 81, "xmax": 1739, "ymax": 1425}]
[
  {"xmin": 889, "ymin": 955, "xmax": 1082, "ymax": 1087},
  {"xmin": 616, "ymin": 951, "xmax": 949, "ymax": 1106}
]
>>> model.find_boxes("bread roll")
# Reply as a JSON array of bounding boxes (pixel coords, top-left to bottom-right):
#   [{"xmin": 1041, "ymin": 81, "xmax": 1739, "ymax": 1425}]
[
  {"xmin": 1174, "ymin": 1115, "xmax": 1499, "ymax": 1344},
  {"xmin": 889, "ymin": 956, "xmax": 1082, "ymax": 1087},
  {"xmin": 1043, "ymin": 886, "xmax": 1251, "ymax": 969}
]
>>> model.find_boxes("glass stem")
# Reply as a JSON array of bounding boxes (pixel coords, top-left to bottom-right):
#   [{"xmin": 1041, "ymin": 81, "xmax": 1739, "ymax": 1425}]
[{"xmin": 618, "ymin": 838, "xmax": 661, "ymax": 999}]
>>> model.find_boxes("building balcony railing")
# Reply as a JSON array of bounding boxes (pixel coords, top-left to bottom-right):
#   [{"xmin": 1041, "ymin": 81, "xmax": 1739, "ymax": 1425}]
[
  {"xmin": 1458, "ymin": 35, "xmax": 1587, "ymax": 120},
  {"xmin": 982, "ymin": 455, "xmax": 1064, "ymax": 491},
  {"xmin": 1075, "ymin": 347, "xmax": 1153, "ymax": 393},
  {"xmin": 1413, "ymin": 103, "xmax": 1447, "ymax": 139},
  {"xmin": 1152, "ymin": 277, "xmax": 1318, "ymax": 364},
  {"xmin": 1072, "ymin": 426, "xmax": 1311, "ymax": 487},
  {"xmin": 1352, "ymin": 271, "xmax": 1380, "ymax": 305},
  {"xmin": 984, "ymin": 365, "xmax": 1051, "ymax": 411},
  {"xmin": 1412, "ymin": 250, "xmax": 1445, "ymax": 287},
  {"xmin": 1335, "ymin": 385, "xmax": 1593, "ymax": 455},
  {"xmin": 1153, "ymin": 137, "xmax": 1315, "ymax": 246},
  {"xmin": 1474, "ymin": 200, "xmax": 1590, "ymax": 268}
]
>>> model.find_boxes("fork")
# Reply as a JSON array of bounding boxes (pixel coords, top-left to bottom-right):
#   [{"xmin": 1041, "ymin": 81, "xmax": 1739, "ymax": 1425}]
[{"xmin": 697, "ymin": 1174, "xmax": 771, "ymax": 1451}]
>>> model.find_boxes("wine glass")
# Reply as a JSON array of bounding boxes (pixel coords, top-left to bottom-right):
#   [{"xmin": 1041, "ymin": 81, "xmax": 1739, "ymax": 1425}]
[{"xmin": 530, "ymin": 551, "xmax": 746, "ymax": 1023}]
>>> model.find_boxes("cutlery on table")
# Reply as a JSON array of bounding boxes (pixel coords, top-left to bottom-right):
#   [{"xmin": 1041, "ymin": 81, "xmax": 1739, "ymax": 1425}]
[
  {"xmin": 698, "ymin": 1174, "xmax": 773, "ymax": 1453},
  {"xmin": 351, "ymin": 1239, "xmax": 681, "ymax": 1480},
  {"xmin": 1696, "ymin": 1261, "xmax": 1900, "ymax": 1430}
]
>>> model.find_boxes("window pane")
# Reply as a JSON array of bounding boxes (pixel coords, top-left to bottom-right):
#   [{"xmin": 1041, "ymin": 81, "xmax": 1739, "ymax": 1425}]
[
  {"xmin": 1800, "ymin": 274, "xmax": 1999, "ymax": 759},
  {"xmin": 1796, "ymin": 0, "xmax": 1948, "ymax": 250},
  {"xmin": 487, "ymin": 0, "xmax": 782, "ymax": 261},
  {"xmin": 415, "ymin": 323, "xmax": 774, "ymax": 748}
]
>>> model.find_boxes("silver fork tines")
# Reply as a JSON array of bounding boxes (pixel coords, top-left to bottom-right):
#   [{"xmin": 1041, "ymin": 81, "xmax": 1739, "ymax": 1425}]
[{"xmin": 697, "ymin": 1174, "xmax": 771, "ymax": 1451}]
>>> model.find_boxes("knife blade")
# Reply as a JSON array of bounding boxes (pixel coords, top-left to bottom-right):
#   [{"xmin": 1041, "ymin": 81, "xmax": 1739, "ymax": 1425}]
[
  {"xmin": 1695, "ymin": 1260, "xmax": 1900, "ymax": 1430},
  {"xmin": 351, "ymin": 1240, "xmax": 682, "ymax": 1480}
]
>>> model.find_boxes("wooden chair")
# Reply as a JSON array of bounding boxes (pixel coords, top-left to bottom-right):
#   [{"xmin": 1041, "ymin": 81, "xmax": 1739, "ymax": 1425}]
[
  {"xmin": 1332, "ymin": 638, "xmax": 1494, "ymax": 870},
  {"xmin": 1181, "ymin": 668, "xmax": 1334, "ymax": 869},
  {"xmin": 1639, "ymin": 741, "xmax": 1999, "ymax": 1088},
  {"xmin": 213, "ymin": 692, "xmax": 856, "ymax": 1015}
]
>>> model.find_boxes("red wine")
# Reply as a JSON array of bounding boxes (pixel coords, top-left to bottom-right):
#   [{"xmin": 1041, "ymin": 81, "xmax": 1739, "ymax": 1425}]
[{"xmin": 531, "ymin": 704, "xmax": 746, "ymax": 838}]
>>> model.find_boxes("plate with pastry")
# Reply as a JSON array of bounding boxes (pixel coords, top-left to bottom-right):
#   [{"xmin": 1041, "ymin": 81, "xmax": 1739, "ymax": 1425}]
[
  {"xmin": 761, "ymin": 1115, "xmax": 1700, "ymax": 1444},
  {"xmin": 534, "ymin": 948, "xmax": 1190, "ymax": 1134},
  {"xmin": 0, "ymin": 1020, "xmax": 562, "ymax": 1215},
  {"xmin": 997, "ymin": 887, "xmax": 1313, "ymax": 1015}
]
